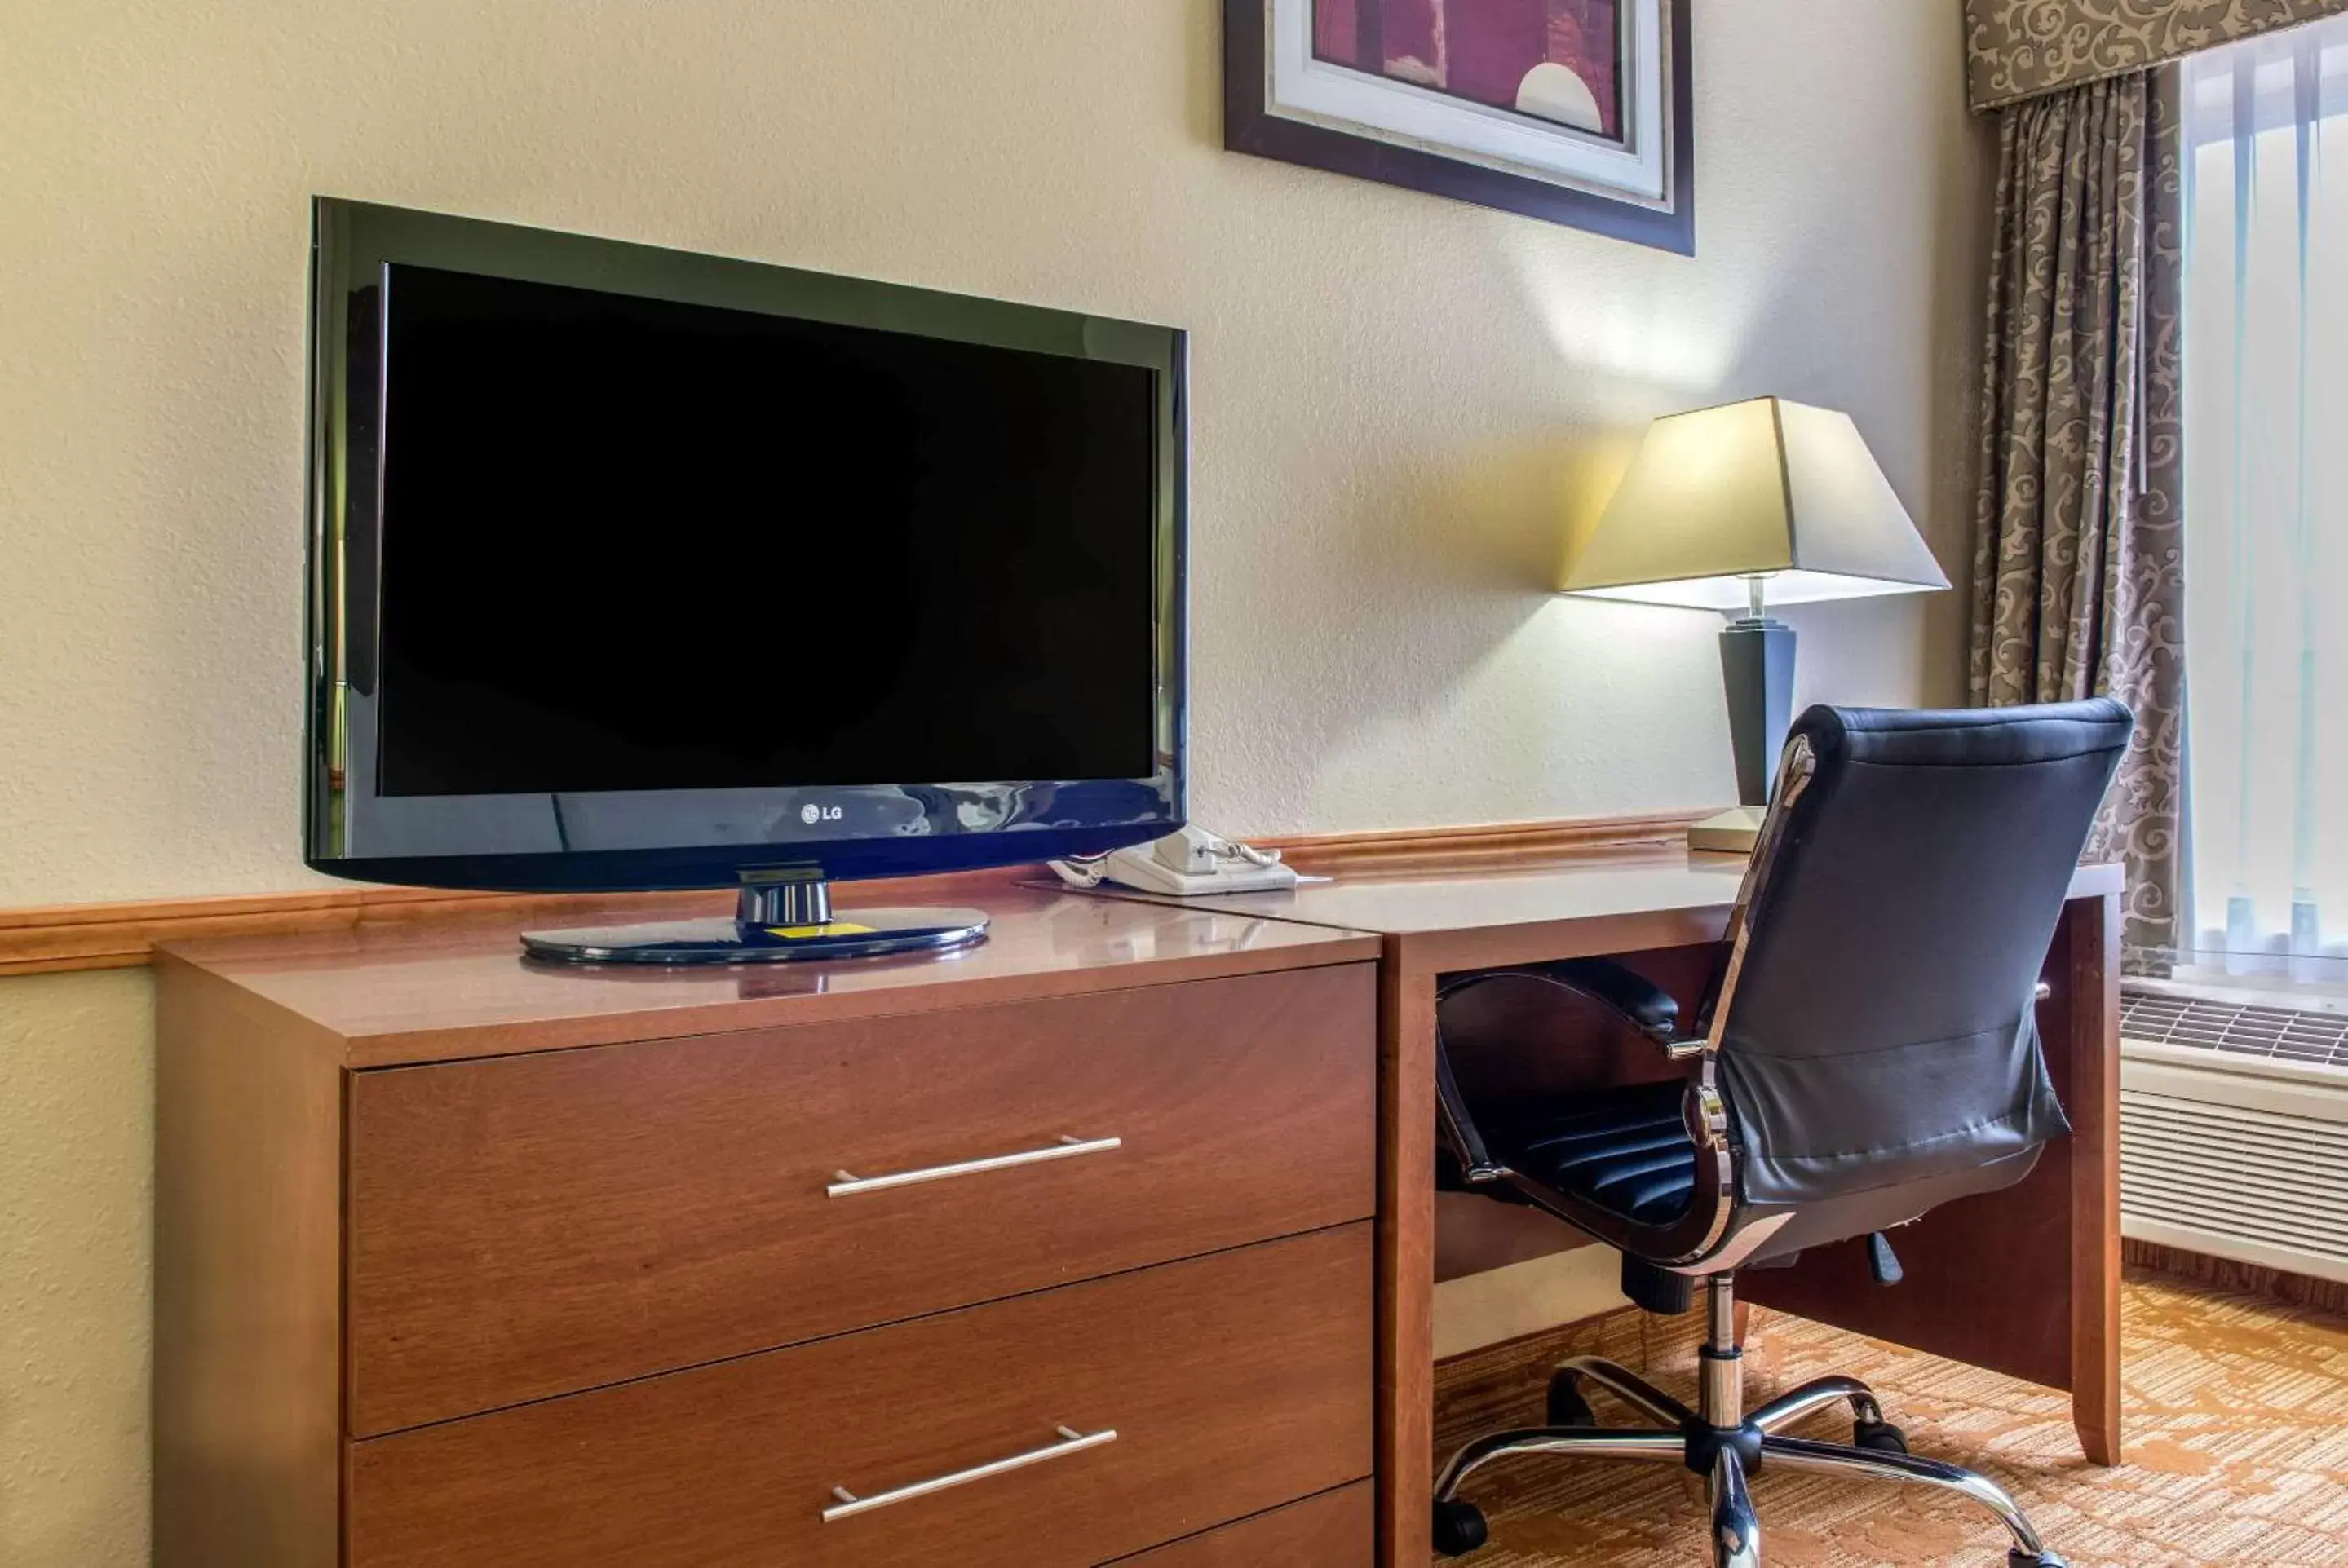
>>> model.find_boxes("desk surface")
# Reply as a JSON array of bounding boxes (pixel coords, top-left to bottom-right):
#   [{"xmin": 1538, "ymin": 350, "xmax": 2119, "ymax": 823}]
[
  {"xmin": 1079, "ymin": 849, "xmax": 2124, "ymax": 945},
  {"xmin": 1165, "ymin": 851, "xmax": 1752, "ymax": 935}
]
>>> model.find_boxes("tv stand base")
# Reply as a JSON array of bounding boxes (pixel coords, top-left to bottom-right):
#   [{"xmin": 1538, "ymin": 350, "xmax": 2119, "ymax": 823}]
[{"xmin": 520, "ymin": 872, "xmax": 989, "ymax": 965}]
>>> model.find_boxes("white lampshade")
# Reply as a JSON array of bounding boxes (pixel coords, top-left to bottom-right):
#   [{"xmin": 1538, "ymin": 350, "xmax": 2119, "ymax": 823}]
[{"xmin": 1559, "ymin": 397, "xmax": 1949, "ymax": 612}]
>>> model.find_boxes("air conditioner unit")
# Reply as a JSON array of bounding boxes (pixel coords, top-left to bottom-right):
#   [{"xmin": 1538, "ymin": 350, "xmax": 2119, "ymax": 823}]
[{"xmin": 2119, "ymin": 989, "xmax": 2348, "ymax": 1285}]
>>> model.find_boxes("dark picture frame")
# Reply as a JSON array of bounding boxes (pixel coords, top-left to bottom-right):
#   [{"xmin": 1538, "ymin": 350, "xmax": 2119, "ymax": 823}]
[{"xmin": 1224, "ymin": 0, "xmax": 1696, "ymax": 255}]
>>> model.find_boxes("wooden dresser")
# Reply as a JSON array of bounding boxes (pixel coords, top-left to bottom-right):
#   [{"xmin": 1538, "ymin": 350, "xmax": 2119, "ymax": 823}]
[{"xmin": 153, "ymin": 881, "xmax": 1382, "ymax": 1567}]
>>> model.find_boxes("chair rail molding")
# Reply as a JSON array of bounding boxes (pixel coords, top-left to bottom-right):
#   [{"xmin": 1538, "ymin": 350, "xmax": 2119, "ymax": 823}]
[
  {"xmin": 0, "ymin": 810, "xmax": 1712, "ymax": 978},
  {"xmin": 1966, "ymin": 0, "xmax": 2348, "ymax": 110}
]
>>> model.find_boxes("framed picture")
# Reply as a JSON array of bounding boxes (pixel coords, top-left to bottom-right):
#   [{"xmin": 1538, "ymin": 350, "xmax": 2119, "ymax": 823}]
[{"xmin": 1224, "ymin": 0, "xmax": 1694, "ymax": 254}]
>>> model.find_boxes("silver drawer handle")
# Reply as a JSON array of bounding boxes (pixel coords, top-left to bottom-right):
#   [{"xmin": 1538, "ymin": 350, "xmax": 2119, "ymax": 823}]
[
  {"xmin": 826, "ymin": 1134, "xmax": 1121, "ymax": 1198},
  {"xmin": 823, "ymin": 1425, "xmax": 1117, "ymax": 1522}
]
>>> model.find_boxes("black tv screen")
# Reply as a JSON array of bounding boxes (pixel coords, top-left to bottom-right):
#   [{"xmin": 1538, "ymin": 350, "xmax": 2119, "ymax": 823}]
[
  {"xmin": 306, "ymin": 201, "xmax": 1185, "ymax": 892},
  {"xmin": 378, "ymin": 265, "xmax": 1158, "ymax": 797}
]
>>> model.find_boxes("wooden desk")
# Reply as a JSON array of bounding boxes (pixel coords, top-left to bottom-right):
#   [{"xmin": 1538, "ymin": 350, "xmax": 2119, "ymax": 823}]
[{"xmin": 1083, "ymin": 850, "xmax": 2125, "ymax": 1568}]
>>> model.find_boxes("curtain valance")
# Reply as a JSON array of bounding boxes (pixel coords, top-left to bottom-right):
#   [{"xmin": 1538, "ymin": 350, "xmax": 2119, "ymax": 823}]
[{"xmin": 1966, "ymin": 0, "xmax": 2348, "ymax": 110}]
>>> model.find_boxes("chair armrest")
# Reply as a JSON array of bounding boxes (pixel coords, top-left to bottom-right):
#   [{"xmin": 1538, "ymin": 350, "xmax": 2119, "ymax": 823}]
[
  {"xmin": 1431, "ymin": 959, "xmax": 1695, "ymax": 1184},
  {"xmin": 1521, "ymin": 958, "xmax": 1683, "ymax": 1046}
]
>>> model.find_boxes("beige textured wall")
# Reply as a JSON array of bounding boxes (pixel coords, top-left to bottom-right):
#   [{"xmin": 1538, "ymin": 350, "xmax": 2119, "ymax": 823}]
[
  {"xmin": 0, "ymin": 971, "xmax": 153, "ymax": 1568},
  {"xmin": 0, "ymin": 2, "xmax": 1988, "ymax": 1561}
]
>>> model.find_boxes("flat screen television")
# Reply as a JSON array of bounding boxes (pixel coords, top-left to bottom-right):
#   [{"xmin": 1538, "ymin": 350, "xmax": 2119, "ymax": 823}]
[{"xmin": 305, "ymin": 200, "xmax": 1186, "ymax": 961}]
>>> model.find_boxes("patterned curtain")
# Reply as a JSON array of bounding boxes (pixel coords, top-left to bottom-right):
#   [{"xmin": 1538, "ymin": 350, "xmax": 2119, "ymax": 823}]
[
  {"xmin": 1969, "ymin": 70, "xmax": 2187, "ymax": 966},
  {"xmin": 1966, "ymin": 0, "xmax": 2348, "ymax": 111}
]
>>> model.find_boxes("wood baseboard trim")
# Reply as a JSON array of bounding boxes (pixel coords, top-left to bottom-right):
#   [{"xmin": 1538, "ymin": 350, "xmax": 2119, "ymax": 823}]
[
  {"xmin": 2124, "ymin": 1239, "xmax": 2348, "ymax": 1318},
  {"xmin": 0, "ymin": 809, "xmax": 1711, "ymax": 979},
  {"xmin": 0, "ymin": 886, "xmax": 732, "ymax": 978}
]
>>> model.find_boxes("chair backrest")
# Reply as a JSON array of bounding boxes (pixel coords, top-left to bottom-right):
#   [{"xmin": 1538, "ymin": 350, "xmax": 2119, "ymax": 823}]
[{"xmin": 1713, "ymin": 700, "xmax": 2132, "ymax": 1208}]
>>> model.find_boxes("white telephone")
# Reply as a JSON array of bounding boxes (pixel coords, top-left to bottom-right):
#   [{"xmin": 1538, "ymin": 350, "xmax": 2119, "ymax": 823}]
[{"xmin": 1050, "ymin": 825, "xmax": 1300, "ymax": 897}]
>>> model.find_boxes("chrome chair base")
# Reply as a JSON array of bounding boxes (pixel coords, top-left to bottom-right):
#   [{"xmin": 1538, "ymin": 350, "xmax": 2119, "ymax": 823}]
[{"xmin": 1431, "ymin": 1280, "xmax": 2067, "ymax": 1566}]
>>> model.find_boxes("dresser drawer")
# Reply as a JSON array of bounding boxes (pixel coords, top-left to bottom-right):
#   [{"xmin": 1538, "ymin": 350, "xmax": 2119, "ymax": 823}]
[
  {"xmin": 346, "ymin": 962, "xmax": 1374, "ymax": 1434},
  {"xmin": 1113, "ymin": 1483, "xmax": 1372, "ymax": 1566},
  {"xmin": 347, "ymin": 1225, "xmax": 1372, "ymax": 1567}
]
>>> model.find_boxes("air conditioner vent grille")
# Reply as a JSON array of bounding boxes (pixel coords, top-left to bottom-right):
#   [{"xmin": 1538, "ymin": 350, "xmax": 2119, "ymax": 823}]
[
  {"xmin": 2120, "ymin": 1089, "xmax": 2348, "ymax": 1279},
  {"xmin": 2120, "ymin": 990, "xmax": 2348, "ymax": 1068}
]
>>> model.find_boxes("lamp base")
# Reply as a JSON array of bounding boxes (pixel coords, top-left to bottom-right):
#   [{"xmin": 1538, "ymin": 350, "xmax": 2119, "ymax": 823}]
[
  {"xmin": 1687, "ymin": 804, "xmax": 1769, "ymax": 855},
  {"xmin": 1721, "ymin": 616, "xmax": 1797, "ymax": 811}
]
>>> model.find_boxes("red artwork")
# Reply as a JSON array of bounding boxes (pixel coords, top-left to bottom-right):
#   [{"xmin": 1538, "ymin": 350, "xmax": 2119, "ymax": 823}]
[{"xmin": 1313, "ymin": 0, "xmax": 1624, "ymax": 141}]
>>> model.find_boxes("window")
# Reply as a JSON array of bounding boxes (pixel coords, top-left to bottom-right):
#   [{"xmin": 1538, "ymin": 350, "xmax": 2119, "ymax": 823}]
[{"xmin": 2182, "ymin": 15, "xmax": 2348, "ymax": 976}]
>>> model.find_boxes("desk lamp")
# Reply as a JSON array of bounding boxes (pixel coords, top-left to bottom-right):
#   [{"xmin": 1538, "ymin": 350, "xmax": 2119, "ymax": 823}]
[{"xmin": 1560, "ymin": 396, "xmax": 1949, "ymax": 852}]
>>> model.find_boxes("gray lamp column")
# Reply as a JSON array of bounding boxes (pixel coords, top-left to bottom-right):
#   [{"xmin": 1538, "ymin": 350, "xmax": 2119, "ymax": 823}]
[{"xmin": 1721, "ymin": 576, "xmax": 1795, "ymax": 810}]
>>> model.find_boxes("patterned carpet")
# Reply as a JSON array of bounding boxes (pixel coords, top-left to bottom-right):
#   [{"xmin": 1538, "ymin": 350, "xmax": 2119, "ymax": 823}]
[{"xmin": 1432, "ymin": 1268, "xmax": 2348, "ymax": 1566}]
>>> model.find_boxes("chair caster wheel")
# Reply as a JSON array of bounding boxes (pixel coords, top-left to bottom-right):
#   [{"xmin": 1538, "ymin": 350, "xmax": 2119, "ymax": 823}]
[
  {"xmin": 1854, "ymin": 1419, "xmax": 1908, "ymax": 1455},
  {"xmin": 2010, "ymin": 1554, "xmax": 2067, "ymax": 1567},
  {"xmin": 1433, "ymin": 1499, "xmax": 1489, "ymax": 1557},
  {"xmin": 1546, "ymin": 1370, "xmax": 1596, "ymax": 1428}
]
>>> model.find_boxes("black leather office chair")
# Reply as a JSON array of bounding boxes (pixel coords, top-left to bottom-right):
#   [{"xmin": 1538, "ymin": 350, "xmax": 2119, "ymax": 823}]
[{"xmin": 1430, "ymin": 700, "xmax": 2132, "ymax": 1567}]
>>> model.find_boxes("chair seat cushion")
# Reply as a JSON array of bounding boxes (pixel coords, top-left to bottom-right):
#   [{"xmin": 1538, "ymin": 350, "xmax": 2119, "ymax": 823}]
[{"xmin": 1491, "ymin": 1080, "xmax": 1697, "ymax": 1226}]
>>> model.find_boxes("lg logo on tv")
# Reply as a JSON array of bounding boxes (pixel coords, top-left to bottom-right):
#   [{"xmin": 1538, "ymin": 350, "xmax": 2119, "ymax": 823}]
[{"xmin": 799, "ymin": 803, "xmax": 843, "ymax": 825}]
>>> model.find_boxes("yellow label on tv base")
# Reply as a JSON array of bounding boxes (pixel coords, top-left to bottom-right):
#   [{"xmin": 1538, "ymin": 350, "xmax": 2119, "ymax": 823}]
[{"xmin": 766, "ymin": 922, "xmax": 879, "ymax": 940}]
